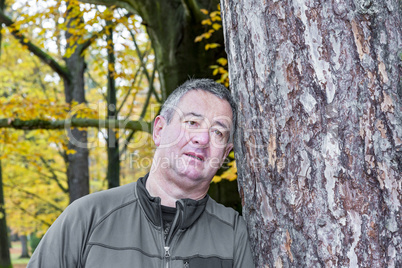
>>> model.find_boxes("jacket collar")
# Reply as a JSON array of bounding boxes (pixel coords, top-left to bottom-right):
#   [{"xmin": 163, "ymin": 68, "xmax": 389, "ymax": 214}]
[{"xmin": 136, "ymin": 174, "xmax": 208, "ymax": 229}]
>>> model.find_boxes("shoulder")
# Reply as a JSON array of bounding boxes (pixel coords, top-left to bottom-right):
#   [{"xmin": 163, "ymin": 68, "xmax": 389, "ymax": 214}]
[
  {"xmin": 66, "ymin": 181, "xmax": 138, "ymax": 221},
  {"xmin": 204, "ymin": 197, "xmax": 245, "ymax": 229}
]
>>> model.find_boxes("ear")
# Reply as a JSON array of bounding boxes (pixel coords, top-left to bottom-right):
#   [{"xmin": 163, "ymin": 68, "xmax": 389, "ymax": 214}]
[
  {"xmin": 223, "ymin": 142, "xmax": 233, "ymax": 160},
  {"xmin": 153, "ymin": 115, "xmax": 166, "ymax": 147}
]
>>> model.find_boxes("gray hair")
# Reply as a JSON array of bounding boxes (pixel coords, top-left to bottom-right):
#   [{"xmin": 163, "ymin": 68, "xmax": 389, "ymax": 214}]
[{"xmin": 160, "ymin": 78, "xmax": 237, "ymax": 140}]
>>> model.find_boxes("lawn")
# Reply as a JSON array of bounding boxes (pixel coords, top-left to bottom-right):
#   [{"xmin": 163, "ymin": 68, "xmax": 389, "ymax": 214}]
[{"xmin": 10, "ymin": 241, "xmax": 30, "ymax": 267}]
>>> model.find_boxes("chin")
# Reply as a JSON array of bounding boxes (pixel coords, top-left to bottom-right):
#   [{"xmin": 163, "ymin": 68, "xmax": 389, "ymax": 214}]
[{"xmin": 178, "ymin": 170, "xmax": 205, "ymax": 182}]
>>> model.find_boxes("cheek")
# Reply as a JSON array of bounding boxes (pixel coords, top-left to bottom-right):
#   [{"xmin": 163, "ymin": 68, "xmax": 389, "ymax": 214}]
[{"xmin": 161, "ymin": 127, "xmax": 187, "ymax": 147}]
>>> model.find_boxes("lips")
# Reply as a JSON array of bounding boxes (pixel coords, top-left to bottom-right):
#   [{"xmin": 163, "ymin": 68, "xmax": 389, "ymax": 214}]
[{"xmin": 184, "ymin": 152, "xmax": 205, "ymax": 162}]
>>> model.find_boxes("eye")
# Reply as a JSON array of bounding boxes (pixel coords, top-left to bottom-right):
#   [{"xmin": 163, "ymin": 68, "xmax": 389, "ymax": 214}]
[
  {"xmin": 213, "ymin": 129, "xmax": 223, "ymax": 137},
  {"xmin": 185, "ymin": 120, "xmax": 197, "ymax": 127}
]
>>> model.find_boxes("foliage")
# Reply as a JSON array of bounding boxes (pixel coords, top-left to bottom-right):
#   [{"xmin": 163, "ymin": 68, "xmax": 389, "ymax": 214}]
[
  {"xmin": 29, "ymin": 232, "xmax": 41, "ymax": 254},
  {"xmin": 0, "ymin": 33, "xmax": 69, "ymax": 236},
  {"xmin": 195, "ymin": 5, "xmax": 229, "ymax": 87},
  {"xmin": 212, "ymin": 151, "xmax": 237, "ymax": 183},
  {"xmin": 1, "ymin": 0, "xmax": 159, "ymax": 237}
]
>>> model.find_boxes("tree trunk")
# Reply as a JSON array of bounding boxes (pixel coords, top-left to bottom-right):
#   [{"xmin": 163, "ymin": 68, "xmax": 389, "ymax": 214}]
[
  {"xmin": 135, "ymin": 0, "xmax": 226, "ymax": 98},
  {"xmin": 64, "ymin": 2, "xmax": 89, "ymax": 202},
  {"xmin": 221, "ymin": 0, "xmax": 401, "ymax": 267},
  {"xmin": 0, "ymin": 161, "xmax": 11, "ymax": 268},
  {"xmin": 19, "ymin": 235, "xmax": 29, "ymax": 258},
  {"xmin": 106, "ymin": 21, "xmax": 120, "ymax": 189}
]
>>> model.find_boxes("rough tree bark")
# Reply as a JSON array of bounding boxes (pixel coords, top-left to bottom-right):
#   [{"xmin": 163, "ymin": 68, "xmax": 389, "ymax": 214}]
[{"xmin": 221, "ymin": 0, "xmax": 401, "ymax": 267}]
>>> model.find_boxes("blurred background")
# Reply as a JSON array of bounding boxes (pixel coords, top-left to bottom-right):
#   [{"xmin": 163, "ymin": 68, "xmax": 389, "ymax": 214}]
[{"xmin": 0, "ymin": 0, "xmax": 239, "ymax": 266}]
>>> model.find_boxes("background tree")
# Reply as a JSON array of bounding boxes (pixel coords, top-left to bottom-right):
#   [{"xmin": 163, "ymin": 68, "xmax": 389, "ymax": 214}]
[
  {"xmin": 221, "ymin": 0, "xmax": 401, "ymax": 266},
  {"xmin": 81, "ymin": 0, "xmax": 225, "ymax": 97},
  {"xmin": 0, "ymin": 0, "xmax": 157, "ymax": 260},
  {"xmin": 0, "ymin": 0, "xmax": 157, "ymax": 197},
  {"xmin": 0, "ymin": 161, "xmax": 11, "ymax": 268},
  {"xmin": 0, "ymin": 28, "xmax": 69, "ymax": 263}
]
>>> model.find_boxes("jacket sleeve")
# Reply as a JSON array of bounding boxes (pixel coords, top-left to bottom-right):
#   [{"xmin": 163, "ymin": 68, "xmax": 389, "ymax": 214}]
[
  {"xmin": 27, "ymin": 197, "xmax": 91, "ymax": 268},
  {"xmin": 234, "ymin": 215, "xmax": 255, "ymax": 268}
]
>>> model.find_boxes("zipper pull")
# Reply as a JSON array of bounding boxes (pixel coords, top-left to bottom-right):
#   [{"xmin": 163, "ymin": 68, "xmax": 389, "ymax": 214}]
[{"xmin": 164, "ymin": 246, "xmax": 170, "ymax": 257}]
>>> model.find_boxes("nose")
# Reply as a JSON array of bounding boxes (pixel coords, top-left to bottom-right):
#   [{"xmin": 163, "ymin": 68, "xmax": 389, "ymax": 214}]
[{"xmin": 190, "ymin": 129, "xmax": 210, "ymax": 146}]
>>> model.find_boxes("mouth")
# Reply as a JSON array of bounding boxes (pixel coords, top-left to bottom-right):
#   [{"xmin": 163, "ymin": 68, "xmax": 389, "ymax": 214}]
[{"xmin": 184, "ymin": 152, "xmax": 205, "ymax": 162}]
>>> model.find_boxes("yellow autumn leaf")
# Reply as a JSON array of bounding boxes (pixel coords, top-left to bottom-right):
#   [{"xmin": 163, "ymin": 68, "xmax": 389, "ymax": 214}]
[
  {"xmin": 221, "ymin": 72, "xmax": 229, "ymax": 81},
  {"xmin": 210, "ymin": 11, "xmax": 220, "ymax": 18},
  {"xmin": 212, "ymin": 23, "xmax": 221, "ymax": 31},
  {"xmin": 66, "ymin": 149, "xmax": 77, "ymax": 155},
  {"xmin": 205, "ymin": 43, "xmax": 220, "ymax": 50},
  {"xmin": 229, "ymin": 150, "xmax": 235, "ymax": 158},
  {"xmin": 218, "ymin": 67, "xmax": 226, "ymax": 74},
  {"xmin": 217, "ymin": 58, "xmax": 227, "ymax": 66},
  {"xmin": 212, "ymin": 175, "xmax": 222, "ymax": 183},
  {"xmin": 211, "ymin": 16, "xmax": 222, "ymax": 22},
  {"xmin": 201, "ymin": 19, "xmax": 212, "ymax": 25},
  {"xmin": 226, "ymin": 172, "xmax": 237, "ymax": 181},
  {"xmin": 200, "ymin": 9, "xmax": 209, "ymax": 15},
  {"xmin": 194, "ymin": 35, "xmax": 203, "ymax": 42}
]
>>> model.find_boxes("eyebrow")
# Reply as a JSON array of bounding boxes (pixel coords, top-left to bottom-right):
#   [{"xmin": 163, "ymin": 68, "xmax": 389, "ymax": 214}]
[
  {"xmin": 183, "ymin": 112, "xmax": 230, "ymax": 130},
  {"xmin": 184, "ymin": 112, "xmax": 203, "ymax": 119}
]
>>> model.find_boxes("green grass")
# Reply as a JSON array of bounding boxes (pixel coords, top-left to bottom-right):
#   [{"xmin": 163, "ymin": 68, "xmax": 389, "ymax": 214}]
[
  {"xmin": 10, "ymin": 242, "xmax": 30, "ymax": 265},
  {"xmin": 11, "ymin": 255, "xmax": 30, "ymax": 265}
]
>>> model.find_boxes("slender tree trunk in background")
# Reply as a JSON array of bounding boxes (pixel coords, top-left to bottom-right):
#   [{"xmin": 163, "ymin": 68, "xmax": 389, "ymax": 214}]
[
  {"xmin": 19, "ymin": 235, "xmax": 29, "ymax": 258},
  {"xmin": 0, "ymin": 161, "xmax": 11, "ymax": 268},
  {"xmin": 64, "ymin": 2, "xmax": 89, "ymax": 202},
  {"xmin": 0, "ymin": 0, "xmax": 5, "ymax": 57},
  {"xmin": 106, "ymin": 21, "xmax": 120, "ymax": 189},
  {"xmin": 221, "ymin": 0, "xmax": 401, "ymax": 267}
]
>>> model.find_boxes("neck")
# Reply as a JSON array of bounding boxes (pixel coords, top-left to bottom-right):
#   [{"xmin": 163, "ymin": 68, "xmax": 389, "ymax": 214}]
[{"xmin": 146, "ymin": 167, "xmax": 209, "ymax": 207}]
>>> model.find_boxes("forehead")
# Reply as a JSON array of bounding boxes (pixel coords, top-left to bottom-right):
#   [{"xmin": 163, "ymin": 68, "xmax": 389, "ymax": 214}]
[{"xmin": 176, "ymin": 90, "xmax": 233, "ymax": 121}]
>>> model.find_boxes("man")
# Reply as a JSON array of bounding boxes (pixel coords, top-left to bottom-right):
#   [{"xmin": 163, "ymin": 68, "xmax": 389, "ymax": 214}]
[{"xmin": 28, "ymin": 79, "xmax": 254, "ymax": 267}]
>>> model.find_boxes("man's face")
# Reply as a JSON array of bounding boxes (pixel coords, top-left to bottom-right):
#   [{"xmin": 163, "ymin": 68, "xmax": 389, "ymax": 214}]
[{"xmin": 153, "ymin": 90, "xmax": 234, "ymax": 186}]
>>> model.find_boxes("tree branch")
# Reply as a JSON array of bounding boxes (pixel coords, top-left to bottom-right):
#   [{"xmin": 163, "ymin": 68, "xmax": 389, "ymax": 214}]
[
  {"xmin": 117, "ymin": 64, "xmax": 142, "ymax": 114},
  {"xmin": 0, "ymin": 118, "xmax": 151, "ymax": 132},
  {"xmin": 5, "ymin": 182, "xmax": 64, "ymax": 214},
  {"xmin": 39, "ymin": 156, "xmax": 69, "ymax": 194},
  {"xmin": 0, "ymin": 9, "xmax": 70, "ymax": 81},
  {"xmin": 78, "ymin": 12, "xmax": 131, "ymax": 54},
  {"xmin": 181, "ymin": 0, "xmax": 204, "ymax": 22},
  {"xmin": 139, "ymin": 64, "xmax": 157, "ymax": 119},
  {"xmin": 119, "ymin": 128, "xmax": 137, "ymax": 158},
  {"xmin": 128, "ymin": 29, "xmax": 161, "ymax": 103},
  {"xmin": 7, "ymin": 198, "xmax": 53, "ymax": 227}
]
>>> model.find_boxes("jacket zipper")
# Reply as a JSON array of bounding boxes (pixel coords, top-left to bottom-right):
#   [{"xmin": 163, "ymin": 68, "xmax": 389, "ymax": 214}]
[
  {"xmin": 164, "ymin": 246, "xmax": 171, "ymax": 268},
  {"xmin": 163, "ymin": 200, "xmax": 184, "ymax": 268}
]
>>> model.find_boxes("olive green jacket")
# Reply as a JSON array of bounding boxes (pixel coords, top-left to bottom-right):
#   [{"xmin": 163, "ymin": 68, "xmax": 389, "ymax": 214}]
[{"xmin": 28, "ymin": 175, "xmax": 254, "ymax": 268}]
